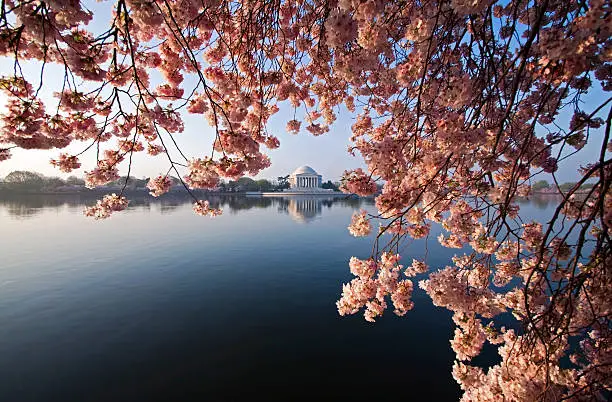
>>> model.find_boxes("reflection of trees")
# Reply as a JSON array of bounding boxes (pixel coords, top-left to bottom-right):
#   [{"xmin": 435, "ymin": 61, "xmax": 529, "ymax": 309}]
[
  {"xmin": 516, "ymin": 194, "xmax": 563, "ymax": 210},
  {"xmin": 5, "ymin": 204, "xmax": 46, "ymax": 219},
  {"xmin": 0, "ymin": 193, "xmax": 158, "ymax": 218},
  {"xmin": 225, "ymin": 195, "xmax": 275, "ymax": 212},
  {"xmin": 159, "ymin": 200, "xmax": 180, "ymax": 214},
  {"xmin": 0, "ymin": 194, "xmax": 66, "ymax": 219},
  {"xmin": 0, "ymin": 193, "xmax": 370, "ymax": 220},
  {"xmin": 530, "ymin": 195, "xmax": 552, "ymax": 210},
  {"xmin": 125, "ymin": 197, "xmax": 152, "ymax": 212}
]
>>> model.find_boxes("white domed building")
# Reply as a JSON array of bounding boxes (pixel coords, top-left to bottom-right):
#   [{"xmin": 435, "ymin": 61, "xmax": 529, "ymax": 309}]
[{"xmin": 289, "ymin": 165, "xmax": 322, "ymax": 190}]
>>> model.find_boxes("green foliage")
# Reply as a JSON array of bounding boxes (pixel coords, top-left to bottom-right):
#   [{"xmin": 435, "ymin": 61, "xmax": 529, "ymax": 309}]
[
  {"xmin": 321, "ymin": 180, "xmax": 338, "ymax": 191},
  {"xmin": 66, "ymin": 176, "xmax": 85, "ymax": 186},
  {"xmin": 225, "ymin": 177, "xmax": 272, "ymax": 191},
  {"xmin": 108, "ymin": 176, "xmax": 142, "ymax": 188},
  {"xmin": 579, "ymin": 182, "xmax": 595, "ymax": 191},
  {"xmin": 2, "ymin": 171, "xmax": 46, "ymax": 191},
  {"xmin": 0, "ymin": 171, "xmax": 321, "ymax": 194},
  {"xmin": 42, "ymin": 177, "xmax": 66, "ymax": 190},
  {"xmin": 559, "ymin": 182, "xmax": 577, "ymax": 192},
  {"xmin": 276, "ymin": 175, "xmax": 290, "ymax": 190},
  {"xmin": 532, "ymin": 180, "xmax": 550, "ymax": 191},
  {"xmin": 3, "ymin": 170, "xmax": 44, "ymax": 184},
  {"xmin": 255, "ymin": 179, "xmax": 273, "ymax": 191}
]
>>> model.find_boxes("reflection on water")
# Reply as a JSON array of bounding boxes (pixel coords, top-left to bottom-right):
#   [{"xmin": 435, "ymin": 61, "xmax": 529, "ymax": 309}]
[
  {"xmin": 0, "ymin": 192, "xmax": 556, "ymax": 222},
  {"xmin": 516, "ymin": 194, "xmax": 564, "ymax": 210},
  {"xmin": 0, "ymin": 193, "xmax": 371, "ymax": 222},
  {"xmin": 0, "ymin": 193, "xmax": 84, "ymax": 219},
  {"xmin": 282, "ymin": 196, "xmax": 366, "ymax": 223},
  {"xmin": 287, "ymin": 197, "xmax": 321, "ymax": 223}
]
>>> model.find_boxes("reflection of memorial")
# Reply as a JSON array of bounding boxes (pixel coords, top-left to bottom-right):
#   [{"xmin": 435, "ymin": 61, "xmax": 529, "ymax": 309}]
[{"xmin": 287, "ymin": 196, "xmax": 324, "ymax": 223}]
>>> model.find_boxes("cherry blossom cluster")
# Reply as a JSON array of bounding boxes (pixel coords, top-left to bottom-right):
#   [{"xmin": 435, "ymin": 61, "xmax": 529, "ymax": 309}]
[
  {"xmin": 50, "ymin": 154, "xmax": 81, "ymax": 173},
  {"xmin": 193, "ymin": 200, "xmax": 223, "ymax": 217},
  {"xmin": 146, "ymin": 176, "xmax": 173, "ymax": 197},
  {"xmin": 337, "ymin": 253, "xmax": 415, "ymax": 322},
  {"xmin": 340, "ymin": 169, "xmax": 377, "ymax": 196},
  {"xmin": 347, "ymin": 210, "xmax": 371, "ymax": 237},
  {"xmin": 84, "ymin": 162, "xmax": 120, "ymax": 189},
  {"xmin": 83, "ymin": 194, "xmax": 128, "ymax": 220}
]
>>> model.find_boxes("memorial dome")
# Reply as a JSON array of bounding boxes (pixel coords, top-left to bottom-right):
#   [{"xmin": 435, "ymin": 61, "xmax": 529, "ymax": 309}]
[{"xmin": 292, "ymin": 165, "xmax": 318, "ymax": 175}]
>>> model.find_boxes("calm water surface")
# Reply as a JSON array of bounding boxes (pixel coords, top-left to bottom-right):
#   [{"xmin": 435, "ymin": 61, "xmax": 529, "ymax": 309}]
[{"xmin": 0, "ymin": 193, "xmax": 561, "ymax": 401}]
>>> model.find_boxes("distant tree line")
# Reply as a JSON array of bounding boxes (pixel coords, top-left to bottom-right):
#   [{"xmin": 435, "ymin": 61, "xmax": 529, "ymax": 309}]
[
  {"xmin": 0, "ymin": 171, "xmax": 86, "ymax": 192},
  {"xmin": 531, "ymin": 180, "xmax": 596, "ymax": 194},
  {"xmin": 3, "ymin": 171, "xmax": 592, "ymax": 196},
  {"xmin": 0, "ymin": 171, "xmax": 341, "ymax": 193}
]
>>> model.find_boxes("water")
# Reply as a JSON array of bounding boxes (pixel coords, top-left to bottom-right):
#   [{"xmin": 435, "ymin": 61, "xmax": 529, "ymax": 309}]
[{"xmin": 0, "ymin": 193, "xmax": 562, "ymax": 401}]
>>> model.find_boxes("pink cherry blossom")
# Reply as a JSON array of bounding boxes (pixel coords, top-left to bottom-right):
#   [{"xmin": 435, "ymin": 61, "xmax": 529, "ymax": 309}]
[
  {"xmin": 50, "ymin": 153, "xmax": 81, "ymax": 173},
  {"xmin": 347, "ymin": 210, "xmax": 371, "ymax": 237},
  {"xmin": 193, "ymin": 200, "xmax": 223, "ymax": 217},
  {"xmin": 340, "ymin": 169, "xmax": 377, "ymax": 196},
  {"xmin": 286, "ymin": 120, "xmax": 301, "ymax": 135},
  {"xmin": 84, "ymin": 194, "xmax": 128, "ymax": 220},
  {"xmin": 146, "ymin": 176, "xmax": 173, "ymax": 197}
]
